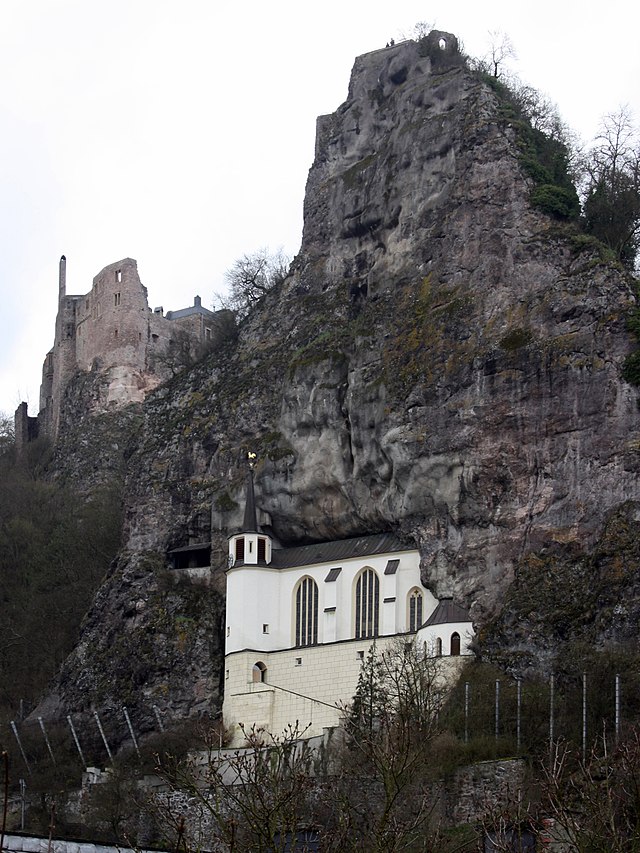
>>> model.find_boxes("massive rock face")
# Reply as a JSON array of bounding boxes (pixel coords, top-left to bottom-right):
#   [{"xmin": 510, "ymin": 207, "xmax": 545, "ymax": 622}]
[{"xmin": 44, "ymin": 33, "xmax": 640, "ymax": 734}]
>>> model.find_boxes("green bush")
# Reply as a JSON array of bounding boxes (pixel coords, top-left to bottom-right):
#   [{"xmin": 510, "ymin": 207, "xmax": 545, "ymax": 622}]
[
  {"xmin": 500, "ymin": 328, "xmax": 533, "ymax": 351},
  {"xmin": 478, "ymin": 71, "xmax": 579, "ymax": 222},
  {"xmin": 622, "ymin": 294, "xmax": 640, "ymax": 386},
  {"xmin": 622, "ymin": 349, "xmax": 640, "ymax": 386},
  {"xmin": 531, "ymin": 184, "xmax": 580, "ymax": 219}
]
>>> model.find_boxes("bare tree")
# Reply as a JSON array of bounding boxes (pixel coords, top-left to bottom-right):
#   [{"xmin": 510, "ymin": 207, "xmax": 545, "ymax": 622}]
[
  {"xmin": 541, "ymin": 732, "xmax": 640, "ymax": 852},
  {"xmin": 582, "ymin": 107, "xmax": 640, "ymax": 269},
  {"xmin": 486, "ymin": 30, "xmax": 517, "ymax": 79},
  {"xmin": 219, "ymin": 247, "xmax": 291, "ymax": 316},
  {"xmin": 411, "ymin": 21, "xmax": 435, "ymax": 40},
  {"xmin": 325, "ymin": 642, "xmax": 469, "ymax": 852},
  {"xmin": 153, "ymin": 722, "xmax": 317, "ymax": 853},
  {"xmin": 0, "ymin": 413, "xmax": 15, "ymax": 456}
]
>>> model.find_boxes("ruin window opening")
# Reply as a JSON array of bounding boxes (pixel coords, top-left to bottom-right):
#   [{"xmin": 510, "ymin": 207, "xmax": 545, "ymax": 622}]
[
  {"xmin": 438, "ymin": 37, "xmax": 446, "ymax": 50},
  {"xmin": 116, "ymin": 270, "xmax": 122, "ymax": 283},
  {"xmin": 114, "ymin": 292, "xmax": 121, "ymax": 307},
  {"xmin": 114, "ymin": 329, "xmax": 118, "ymax": 339}
]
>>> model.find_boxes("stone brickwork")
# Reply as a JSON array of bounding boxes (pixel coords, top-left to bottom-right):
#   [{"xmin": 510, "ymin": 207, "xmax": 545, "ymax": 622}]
[
  {"xmin": 223, "ymin": 638, "xmax": 465, "ymax": 745},
  {"xmin": 449, "ymin": 758, "xmax": 527, "ymax": 824},
  {"xmin": 14, "ymin": 401, "xmax": 39, "ymax": 457},
  {"xmin": 18, "ymin": 256, "xmax": 234, "ymax": 445}
]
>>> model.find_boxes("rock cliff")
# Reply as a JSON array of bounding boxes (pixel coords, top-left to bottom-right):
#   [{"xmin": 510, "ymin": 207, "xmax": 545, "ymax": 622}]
[{"xmin": 42, "ymin": 33, "xmax": 640, "ymax": 738}]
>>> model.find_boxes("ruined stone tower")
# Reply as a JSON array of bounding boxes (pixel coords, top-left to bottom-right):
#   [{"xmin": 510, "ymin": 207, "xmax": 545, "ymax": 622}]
[{"xmin": 16, "ymin": 256, "xmax": 233, "ymax": 451}]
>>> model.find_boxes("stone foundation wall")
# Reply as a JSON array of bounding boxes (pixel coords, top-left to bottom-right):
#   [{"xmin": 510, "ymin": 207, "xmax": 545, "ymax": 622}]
[{"xmin": 223, "ymin": 638, "xmax": 465, "ymax": 744}]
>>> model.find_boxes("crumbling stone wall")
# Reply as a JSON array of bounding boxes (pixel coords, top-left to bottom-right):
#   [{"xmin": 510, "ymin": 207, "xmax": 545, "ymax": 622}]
[
  {"xmin": 19, "ymin": 257, "xmax": 234, "ymax": 446},
  {"xmin": 449, "ymin": 759, "xmax": 527, "ymax": 824}
]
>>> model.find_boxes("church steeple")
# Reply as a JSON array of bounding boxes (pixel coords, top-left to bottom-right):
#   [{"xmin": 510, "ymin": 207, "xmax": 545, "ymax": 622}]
[
  {"xmin": 242, "ymin": 464, "xmax": 258, "ymax": 532},
  {"xmin": 227, "ymin": 453, "xmax": 272, "ymax": 569}
]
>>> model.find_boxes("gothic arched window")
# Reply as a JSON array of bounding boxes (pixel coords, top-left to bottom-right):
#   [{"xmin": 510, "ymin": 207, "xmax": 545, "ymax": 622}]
[
  {"xmin": 451, "ymin": 632, "xmax": 461, "ymax": 656},
  {"xmin": 295, "ymin": 577, "xmax": 318, "ymax": 647},
  {"xmin": 408, "ymin": 588, "xmax": 424, "ymax": 632},
  {"xmin": 354, "ymin": 568, "xmax": 380, "ymax": 639}
]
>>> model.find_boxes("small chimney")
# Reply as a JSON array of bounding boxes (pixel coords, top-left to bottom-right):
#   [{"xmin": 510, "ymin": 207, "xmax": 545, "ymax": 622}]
[{"xmin": 194, "ymin": 295, "xmax": 202, "ymax": 308}]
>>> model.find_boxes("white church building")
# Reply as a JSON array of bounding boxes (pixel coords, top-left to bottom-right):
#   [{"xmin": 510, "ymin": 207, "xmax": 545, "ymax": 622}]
[{"xmin": 222, "ymin": 471, "xmax": 474, "ymax": 745}]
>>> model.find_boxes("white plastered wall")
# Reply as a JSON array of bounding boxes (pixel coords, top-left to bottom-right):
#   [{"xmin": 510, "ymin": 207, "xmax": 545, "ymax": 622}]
[
  {"xmin": 417, "ymin": 621, "xmax": 475, "ymax": 656},
  {"xmin": 224, "ymin": 548, "xmax": 439, "ymax": 653}
]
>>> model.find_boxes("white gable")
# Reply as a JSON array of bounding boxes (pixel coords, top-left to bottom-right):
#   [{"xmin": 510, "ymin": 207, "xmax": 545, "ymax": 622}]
[{"xmin": 225, "ymin": 544, "xmax": 439, "ymax": 653}]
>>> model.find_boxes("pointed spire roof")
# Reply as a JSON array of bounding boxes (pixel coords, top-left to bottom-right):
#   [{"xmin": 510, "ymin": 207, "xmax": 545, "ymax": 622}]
[
  {"xmin": 422, "ymin": 597, "xmax": 471, "ymax": 628},
  {"xmin": 241, "ymin": 466, "xmax": 258, "ymax": 532}
]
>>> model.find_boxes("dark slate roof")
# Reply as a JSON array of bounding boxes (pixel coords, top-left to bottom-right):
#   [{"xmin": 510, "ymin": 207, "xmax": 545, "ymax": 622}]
[
  {"xmin": 422, "ymin": 598, "xmax": 471, "ymax": 627},
  {"xmin": 168, "ymin": 543, "xmax": 211, "ymax": 554},
  {"xmin": 242, "ymin": 469, "xmax": 258, "ymax": 532},
  {"xmin": 269, "ymin": 533, "xmax": 413, "ymax": 569}
]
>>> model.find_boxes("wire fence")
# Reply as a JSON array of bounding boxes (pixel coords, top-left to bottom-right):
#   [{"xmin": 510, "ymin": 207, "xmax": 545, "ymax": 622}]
[
  {"xmin": 1, "ymin": 669, "xmax": 638, "ymax": 778},
  {"xmin": 0, "ymin": 702, "xmax": 170, "ymax": 779}
]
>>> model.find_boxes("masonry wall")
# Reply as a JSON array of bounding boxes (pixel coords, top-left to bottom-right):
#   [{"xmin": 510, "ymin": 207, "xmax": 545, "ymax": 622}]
[
  {"xmin": 14, "ymin": 402, "xmax": 38, "ymax": 456},
  {"xmin": 23, "ymin": 257, "xmax": 234, "ymax": 444},
  {"xmin": 75, "ymin": 259, "xmax": 151, "ymax": 373},
  {"xmin": 223, "ymin": 638, "xmax": 467, "ymax": 745}
]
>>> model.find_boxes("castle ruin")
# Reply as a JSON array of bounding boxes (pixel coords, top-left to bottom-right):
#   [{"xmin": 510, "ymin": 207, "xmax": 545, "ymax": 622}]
[{"xmin": 16, "ymin": 256, "xmax": 233, "ymax": 451}]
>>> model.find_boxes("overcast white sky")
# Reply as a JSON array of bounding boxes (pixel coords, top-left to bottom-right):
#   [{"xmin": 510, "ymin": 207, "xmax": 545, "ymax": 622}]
[{"xmin": 1, "ymin": 0, "xmax": 638, "ymax": 418}]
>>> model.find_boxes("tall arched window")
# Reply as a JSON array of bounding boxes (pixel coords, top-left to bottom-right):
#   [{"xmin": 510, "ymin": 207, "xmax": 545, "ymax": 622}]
[
  {"xmin": 435, "ymin": 637, "xmax": 443, "ymax": 657},
  {"xmin": 295, "ymin": 577, "xmax": 318, "ymax": 647},
  {"xmin": 355, "ymin": 568, "xmax": 380, "ymax": 639},
  {"xmin": 450, "ymin": 632, "xmax": 461, "ymax": 656},
  {"xmin": 408, "ymin": 588, "xmax": 424, "ymax": 632}
]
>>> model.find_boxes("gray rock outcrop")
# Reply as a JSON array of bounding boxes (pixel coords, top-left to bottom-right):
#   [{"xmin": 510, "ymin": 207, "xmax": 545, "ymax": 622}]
[{"xmin": 41, "ymin": 33, "xmax": 640, "ymax": 736}]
